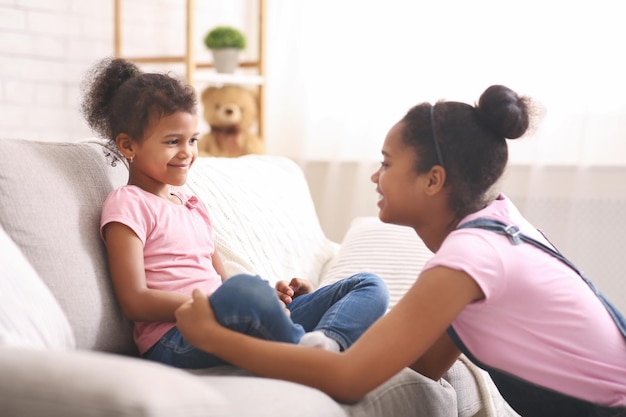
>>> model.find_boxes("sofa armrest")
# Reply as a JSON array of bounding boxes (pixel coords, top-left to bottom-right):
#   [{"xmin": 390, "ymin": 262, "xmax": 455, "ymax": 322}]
[{"xmin": 0, "ymin": 347, "xmax": 229, "ymax": 417}]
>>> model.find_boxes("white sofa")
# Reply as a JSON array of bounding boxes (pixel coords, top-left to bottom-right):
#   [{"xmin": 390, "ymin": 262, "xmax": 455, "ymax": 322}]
[{"xmin": 0, "ymin": 137, "xmax": 516, "ymax": 417}]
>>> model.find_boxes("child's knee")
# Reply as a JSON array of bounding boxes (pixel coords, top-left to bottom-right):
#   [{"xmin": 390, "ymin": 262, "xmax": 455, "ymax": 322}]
[
  {"xmin": 355, "ymin": 273, "xmax": 389, "ymax": 310},
  {"xmin": 218, "ymin": 274, "xmax": 281, "ymax": 314},
  {"xmin": 221, "ymin": 274, "xmax": 269, "ymax": 295},
  {"xmin": 355, "ymin": 272, "xmax": 387, "ymax": 290}
]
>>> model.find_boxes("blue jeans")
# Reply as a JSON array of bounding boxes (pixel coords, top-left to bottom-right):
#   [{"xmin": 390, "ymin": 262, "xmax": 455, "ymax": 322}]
[{"xmin": 144, "ymin": 273, "xmax": 388, "ymax": 369}]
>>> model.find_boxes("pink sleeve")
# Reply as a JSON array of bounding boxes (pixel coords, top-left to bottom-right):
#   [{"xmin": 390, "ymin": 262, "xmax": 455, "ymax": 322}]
[
  {"xmin": 100, "ymin": 187, "xmax": 154, "ymax": 244},
  {"xmin": 423, "ymin": 230, "xmax": 508, "ymax": 301}
]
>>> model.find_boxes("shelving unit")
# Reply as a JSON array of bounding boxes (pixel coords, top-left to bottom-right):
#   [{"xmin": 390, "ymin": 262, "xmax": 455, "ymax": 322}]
[{"xmin": 113, "ymin": 0, "xmax": 266, "ymax": 137}]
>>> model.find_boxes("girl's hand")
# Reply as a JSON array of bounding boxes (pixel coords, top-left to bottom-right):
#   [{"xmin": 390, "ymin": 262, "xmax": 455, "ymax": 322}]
[
  {"xmin": 279, "ymin": 299, "xmax": 291, "ymax": 317},
  {"xmin": 175, "ymin": 289, "xmax": 218, "ymax": 352},
  {"xmin": 275, "ymin": 278, "xmax": 314, "ymax": 305}
]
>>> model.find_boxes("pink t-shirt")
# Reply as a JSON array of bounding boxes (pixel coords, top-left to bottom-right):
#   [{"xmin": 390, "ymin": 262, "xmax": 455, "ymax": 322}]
[
  {"xmin": 100, "ymin": 185, "xmax": 222, "ymax": 354},
  {"xmin": 423, "ymin": 195, "xmax": 626, "ymax": 407}
]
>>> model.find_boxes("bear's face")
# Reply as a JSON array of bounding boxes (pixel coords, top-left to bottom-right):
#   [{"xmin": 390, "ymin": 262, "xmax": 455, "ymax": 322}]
[{"xmin": 201, "ymin": 86, "xmax": 258, "ymax": 130}]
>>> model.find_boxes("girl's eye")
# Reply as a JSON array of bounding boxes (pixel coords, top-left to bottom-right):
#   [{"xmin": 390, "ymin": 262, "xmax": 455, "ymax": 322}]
[
  {"xmin": 380, "ymin": 161, "xmax": 389, "ymax": 168},
  {"xmin": 166, "ymin": 139, "xmax": 179, "ymax": 145},
  {"xmin": 190, "ymin": 137, "xmax": 199, "ymax": 144}
]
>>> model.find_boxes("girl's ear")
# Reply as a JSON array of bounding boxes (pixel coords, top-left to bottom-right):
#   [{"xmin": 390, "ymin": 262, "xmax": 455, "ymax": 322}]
[
  {"xmin": 424, "ymin": 165, "xmax": 446, "ymax": 196},
  {"xmin": 115, "ymin": 134, "xmax": 134, "ymax": 160}
]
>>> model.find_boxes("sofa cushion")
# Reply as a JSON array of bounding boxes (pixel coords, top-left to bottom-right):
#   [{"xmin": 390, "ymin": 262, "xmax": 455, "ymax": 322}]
[
  {"xmin": 183, "ymin": 155, "xmax": 339, "ymax": 287},
  {"xmin": 0, "ymin": 347, "xmax": 352, "ymax": 417},
  {"xmin": 190, "ymin": 366, "xmax": 347, "ymax": 417},
  {"xmin": 190, "ymin": 365, "xmax": 458, "ymax": 417},
  {"xmin": 343, "ymin": 368, "xmax": 457, "ymax": 417},
  {"xmin": 0, "ymin": 347, "xmax": 231, "ymax": 417},
  {"xmin": 0, "ymin": 138, "xmax": 135, "ymax": 354},
  {"xmin": 320, "ymin": 216, "xmax": 434, "ymax": 309},
  {"xmin": 0, "ymin": 224, "xmax": 76, "ymax": 349}
]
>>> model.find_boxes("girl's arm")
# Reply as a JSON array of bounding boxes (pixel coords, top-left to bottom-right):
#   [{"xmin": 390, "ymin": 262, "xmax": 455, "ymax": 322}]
[
  {"xmin": 175, "ymin": 266, "xmax": 483, "ymax": 403},
  {"xmin": 211, "ymin": 250, "xmax": 229, "ymax": 282},
  {"xmin": 409, "ymin": 331, "xmax": 462, "ymax": 380},
  {"xmin": 104, "ymin": 222, "xmax": 190, "ymax": 322}
]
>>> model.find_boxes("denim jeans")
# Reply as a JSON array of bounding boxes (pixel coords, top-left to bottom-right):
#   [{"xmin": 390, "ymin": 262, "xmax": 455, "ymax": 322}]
[{"xmin": 145, "ymin": 273, "xmax": 388, "ymax": 369}]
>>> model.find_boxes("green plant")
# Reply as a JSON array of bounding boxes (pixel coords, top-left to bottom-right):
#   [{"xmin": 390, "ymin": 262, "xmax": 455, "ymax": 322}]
[{"xmin": 203, "ymin": 26, "xmax": 246, "ymax": 50}]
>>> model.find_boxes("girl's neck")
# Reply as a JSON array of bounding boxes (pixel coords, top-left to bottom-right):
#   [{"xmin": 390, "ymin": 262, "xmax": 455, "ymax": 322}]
[
  {"xmin": 127, "ymin": 180, "xmax": 180, "ymax": 205},
  {"xmin": 416, "ymin": 215, "xmax": 460, "ymax": 253}
]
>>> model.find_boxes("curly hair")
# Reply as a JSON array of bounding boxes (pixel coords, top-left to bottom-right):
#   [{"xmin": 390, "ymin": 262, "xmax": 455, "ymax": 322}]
[{"xmin": 80, "ymin": 57, "xmax": 197, "ymax": 165}]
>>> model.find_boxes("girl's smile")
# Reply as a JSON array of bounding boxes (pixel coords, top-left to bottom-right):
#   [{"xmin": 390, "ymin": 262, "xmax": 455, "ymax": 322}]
[
  {"xmin": 121, "ymin": 110, "xmax": 199, "ymax": 201},
  {"xmin": 371, "ymin": 121, "xmax": 422, "ymax": 227}
]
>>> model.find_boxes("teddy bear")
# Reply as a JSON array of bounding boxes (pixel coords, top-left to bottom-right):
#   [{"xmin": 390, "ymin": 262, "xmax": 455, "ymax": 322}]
[{"xmin": 198, "ymin": 85, "xmax": 265, "ymax": 157}]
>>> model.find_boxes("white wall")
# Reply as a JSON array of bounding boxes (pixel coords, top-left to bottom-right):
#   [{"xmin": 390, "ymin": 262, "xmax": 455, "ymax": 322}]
[
  {"xmin": 0, "ymin": 0, "xmax": 256, "ymax": 142},
  {"xmin": 0, "ymin": 0, "xmax": 112, "ymax": 141}
]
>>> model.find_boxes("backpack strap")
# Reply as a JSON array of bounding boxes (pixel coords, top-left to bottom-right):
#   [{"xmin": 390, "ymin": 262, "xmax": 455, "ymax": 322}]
[{"xmin": 457, "ymin": 217, "xmax": 626, "ymax": 338}]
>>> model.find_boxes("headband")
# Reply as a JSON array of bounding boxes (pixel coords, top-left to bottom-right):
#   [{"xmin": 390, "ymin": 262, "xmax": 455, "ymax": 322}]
[{"xmin": 430, "ymin": 104, "xmax": 445, "ymax": 167}]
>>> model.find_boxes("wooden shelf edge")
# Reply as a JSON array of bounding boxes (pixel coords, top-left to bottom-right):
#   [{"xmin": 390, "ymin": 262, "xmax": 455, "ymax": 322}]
[
  {"xmin": 120, "ymin": 56, "xmax": 261, "ymax": 69},
  {"xmin": 194, "ymin": 72, "xmax": 264, "ymax": 86}
]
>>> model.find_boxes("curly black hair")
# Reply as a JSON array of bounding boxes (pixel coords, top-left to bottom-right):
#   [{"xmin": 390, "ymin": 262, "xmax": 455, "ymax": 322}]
[{"xmin": 80, "ymin": 57, "xmax": 197, "ymax": 165}]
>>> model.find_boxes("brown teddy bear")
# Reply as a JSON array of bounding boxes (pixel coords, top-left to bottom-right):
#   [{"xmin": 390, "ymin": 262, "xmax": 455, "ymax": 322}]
[{"xmin": 198, "ymin": 85, "xmax": 265, "ymax": 157}]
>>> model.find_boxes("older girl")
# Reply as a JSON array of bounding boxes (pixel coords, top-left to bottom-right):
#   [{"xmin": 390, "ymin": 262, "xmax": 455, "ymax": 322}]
[{"xmin": 175, "ymin": 85, "xmax": 626, "ymax": 416}]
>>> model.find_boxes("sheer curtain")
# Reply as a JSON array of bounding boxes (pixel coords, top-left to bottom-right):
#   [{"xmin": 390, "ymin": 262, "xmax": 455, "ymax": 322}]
[
  {"xmin": 264, "ymin": 0, "xmax": 626, "ymax": 308},
  {"xmin": 265, "ymin": 0, "xmax": 625, "ymax": 163}
]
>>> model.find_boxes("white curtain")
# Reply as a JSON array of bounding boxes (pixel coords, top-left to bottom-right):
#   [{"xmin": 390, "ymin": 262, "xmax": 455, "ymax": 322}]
[
  {"xmin": 264, "ymin": 0, "xmax": 626, "ymax": 309},
  {"xmin": 265, "ymin": 0, "xmax": 626, "ymax": 164}
]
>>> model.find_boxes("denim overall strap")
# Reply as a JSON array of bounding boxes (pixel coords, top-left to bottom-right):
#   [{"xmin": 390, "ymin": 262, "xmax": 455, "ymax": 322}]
[{"xmin": 457, "ymin": 217, "xmax": 626, "ymax": 339}]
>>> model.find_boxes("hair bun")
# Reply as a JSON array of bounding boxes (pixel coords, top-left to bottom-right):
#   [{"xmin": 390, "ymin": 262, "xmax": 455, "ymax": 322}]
[
  {"xmin": 80, "ymin": 57, "xmax": 142, "ymax": 140},
  {"xmin": 476, "ymin": 85, "xmax": 530, "ymax": 139}
]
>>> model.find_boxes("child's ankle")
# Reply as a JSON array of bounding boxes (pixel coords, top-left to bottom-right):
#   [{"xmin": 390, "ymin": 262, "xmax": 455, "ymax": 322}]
[{"xmin": 298, "ymin": 331, "xmax": 340, "ymax": 352}]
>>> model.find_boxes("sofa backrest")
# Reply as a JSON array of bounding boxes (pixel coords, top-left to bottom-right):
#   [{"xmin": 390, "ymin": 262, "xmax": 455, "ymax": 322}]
[
  {"xmin": 0, "ymin": 138, "xmax": 135, "ymax": 354},
  {"xmin": 0, "ymin": 138, "xmax": 339, "ymax": 354},
  {"xmin": 183, "ymin": 155, "xmax": 339, "ymax": 288}
]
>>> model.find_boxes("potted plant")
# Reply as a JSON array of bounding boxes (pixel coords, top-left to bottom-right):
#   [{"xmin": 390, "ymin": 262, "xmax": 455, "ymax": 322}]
[{"xmin": 204, "ymin": 26, "xmax": 247, "ymax": 74}]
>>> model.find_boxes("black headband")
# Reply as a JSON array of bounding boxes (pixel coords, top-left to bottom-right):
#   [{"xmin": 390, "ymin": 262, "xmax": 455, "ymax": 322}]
[{"xmin": 430, "ymin": 104, "xmax": 445, "ymax": 167}]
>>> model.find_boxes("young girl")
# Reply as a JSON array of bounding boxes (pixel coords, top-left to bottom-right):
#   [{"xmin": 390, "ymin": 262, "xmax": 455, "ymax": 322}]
[
  {"xmin": 80, "ymin": 57, "xmax": 388, "ymax": 369},
  {"xmin": 174, "ymin": 85, "xmax": 626, "ymax": 416}
]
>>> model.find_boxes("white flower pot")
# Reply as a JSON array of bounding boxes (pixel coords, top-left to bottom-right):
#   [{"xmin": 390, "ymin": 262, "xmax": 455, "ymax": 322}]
[{"xmin": 211, "ymin": 48, "xmax": 240, "ymax": 73}]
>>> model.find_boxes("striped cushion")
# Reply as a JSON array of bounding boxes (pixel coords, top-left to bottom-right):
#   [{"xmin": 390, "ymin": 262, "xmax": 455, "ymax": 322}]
[{"xmin": 320, "ymin": 216, "xmax": 433, "ymax": 309}]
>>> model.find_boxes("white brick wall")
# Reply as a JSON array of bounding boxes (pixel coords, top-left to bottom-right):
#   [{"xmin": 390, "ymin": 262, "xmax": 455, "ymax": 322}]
[
  {"xmin": 0, "ymin": 0, "xmax": 253, "ymax": 142},
  {"xmin": 0, "ymin": 0, "xmax": 113, "ymax": 141}
]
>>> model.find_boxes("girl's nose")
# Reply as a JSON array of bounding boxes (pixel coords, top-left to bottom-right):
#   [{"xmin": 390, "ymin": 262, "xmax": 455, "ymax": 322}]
[
  {"xmin": 179, "ymin": 144, "xmax": 193, "ymax": 158},
  {"xmin": 370, "ymin": 169, "xmax": 379, "ymax": 183}
]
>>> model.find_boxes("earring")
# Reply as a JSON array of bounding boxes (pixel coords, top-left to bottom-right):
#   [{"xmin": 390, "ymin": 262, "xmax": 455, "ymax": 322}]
[{"xmin": 128, "ymin": 156, "xmax": 134, "ymax": 163}]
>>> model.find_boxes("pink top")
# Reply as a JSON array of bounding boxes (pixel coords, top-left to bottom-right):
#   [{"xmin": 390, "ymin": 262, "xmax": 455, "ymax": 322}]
[
  {"xmin": 423, "ymin": 195, "xmax": 626, "ymax": 407},
  {"xmin": 100, "ymin": 186, "xmax": 222, "ymax": 354}
]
